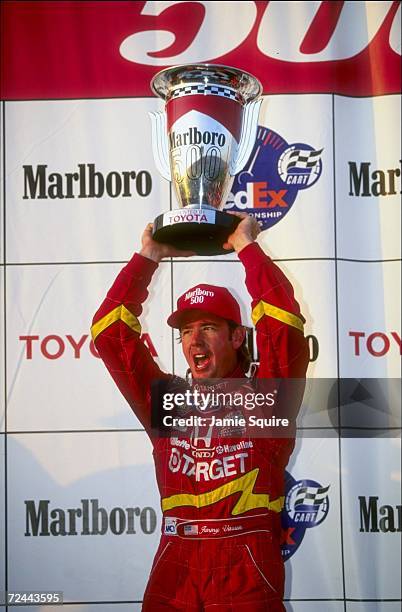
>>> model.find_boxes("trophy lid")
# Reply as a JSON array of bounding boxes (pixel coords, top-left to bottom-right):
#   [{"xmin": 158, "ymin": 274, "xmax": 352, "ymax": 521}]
[{"xmin": 151, "ymin": 63, "xmax": 262, "ymax": 104}]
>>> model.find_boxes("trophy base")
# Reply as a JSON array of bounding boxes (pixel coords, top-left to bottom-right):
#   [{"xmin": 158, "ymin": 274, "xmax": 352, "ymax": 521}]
[{"xmin": 153, "ymin": 208, "xmax": 240, "ymax": 256}]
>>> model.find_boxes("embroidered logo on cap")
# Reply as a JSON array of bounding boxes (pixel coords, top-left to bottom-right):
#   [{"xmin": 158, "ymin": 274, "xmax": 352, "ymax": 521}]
[{"xmin": 184, "ymin": 287, "xmax": 215, "ymax": 302}]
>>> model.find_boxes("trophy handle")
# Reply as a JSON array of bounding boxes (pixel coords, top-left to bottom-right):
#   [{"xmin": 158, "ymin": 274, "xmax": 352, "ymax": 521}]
[
  {"xmin": 149, "ymin": 111, "xmax": 171, "ymax": 181},
  {"xmin": 231, "ymin": 99, "xmax": 262, "ymax": 176}
]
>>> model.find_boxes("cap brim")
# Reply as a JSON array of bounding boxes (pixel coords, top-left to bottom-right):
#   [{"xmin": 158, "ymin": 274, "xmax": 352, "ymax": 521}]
[{"xmin": 166, "ymin": 309, "xmax": 184, "ymax": 329}]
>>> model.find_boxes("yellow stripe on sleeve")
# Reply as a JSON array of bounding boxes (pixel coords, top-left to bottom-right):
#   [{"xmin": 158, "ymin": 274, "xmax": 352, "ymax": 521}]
[
  {"xmin": 252, "ymin": 300, "xmax": 304, "ymax": 332},
  {"xmin": 91, "ymin": 304, "xmax": 141, "ymax": 341}
]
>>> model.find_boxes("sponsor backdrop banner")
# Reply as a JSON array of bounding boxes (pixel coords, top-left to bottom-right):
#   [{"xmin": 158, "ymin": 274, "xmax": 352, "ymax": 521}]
[{"xmin": 1, "ymin": 1, "xmax": 401, "ymax": 610}]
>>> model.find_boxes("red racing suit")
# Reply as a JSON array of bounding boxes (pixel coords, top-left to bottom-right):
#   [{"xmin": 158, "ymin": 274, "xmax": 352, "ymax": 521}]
[{"xmin": 92, "ymin": 243, "xmax": 309, "ymax": 611}]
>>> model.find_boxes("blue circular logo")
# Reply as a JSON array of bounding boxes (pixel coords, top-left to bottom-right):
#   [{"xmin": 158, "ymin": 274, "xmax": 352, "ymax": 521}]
[
  {"xmin": 225, "ymin": 126, "xmax": 323, "ymax": 231},
  {"xmin": 281, "ymin": 471, "xmax": 330, "ymax": 561}
]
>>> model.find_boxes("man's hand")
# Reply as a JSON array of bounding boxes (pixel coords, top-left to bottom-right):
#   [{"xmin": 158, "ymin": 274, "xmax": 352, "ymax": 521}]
[
  {"xmin": 139, "ymin": 223, "xmax": 196, "ymax": 263},
  {"xmin": 223, "ymin": 212, "xmax": 261, "ymax": 253}
]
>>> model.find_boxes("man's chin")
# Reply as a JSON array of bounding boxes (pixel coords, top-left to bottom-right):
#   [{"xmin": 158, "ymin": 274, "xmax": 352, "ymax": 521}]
[{"xmin": 191, "ymin": 367, "xmax": 217, "ymax": 380}]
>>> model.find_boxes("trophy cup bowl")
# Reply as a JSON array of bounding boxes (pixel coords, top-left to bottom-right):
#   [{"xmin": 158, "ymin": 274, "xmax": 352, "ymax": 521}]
[{"xmin": 149, "ymin": 64, "xmax": 262, "ymax": 256}]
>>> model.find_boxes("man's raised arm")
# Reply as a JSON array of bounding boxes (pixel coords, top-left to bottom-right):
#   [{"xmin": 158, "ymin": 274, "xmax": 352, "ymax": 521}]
[
  {"xmin": 91, "ymin": 224, "xmax": 194, "ymax": 432},
  {"xmin": 225, "ymin": 212, "xmax": 309, "ymax": 379}
]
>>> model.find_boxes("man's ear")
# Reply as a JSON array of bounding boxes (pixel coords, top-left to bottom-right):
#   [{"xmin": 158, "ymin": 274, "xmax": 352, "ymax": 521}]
[{"xmin": 231, "ymin": 325, "xmax": 246, "ymax": 350}]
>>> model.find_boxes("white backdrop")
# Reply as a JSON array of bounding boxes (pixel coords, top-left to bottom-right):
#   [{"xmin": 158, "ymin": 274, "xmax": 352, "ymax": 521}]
[{"xmin": 1, "ymin": 1, "xmax": 401, "ymax": 610}]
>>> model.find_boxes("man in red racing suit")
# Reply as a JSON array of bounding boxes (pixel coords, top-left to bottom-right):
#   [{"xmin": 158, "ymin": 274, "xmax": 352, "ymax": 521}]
[{"xmin": 91, "ymin": 213, "xmax": 309, "ymax": 611}]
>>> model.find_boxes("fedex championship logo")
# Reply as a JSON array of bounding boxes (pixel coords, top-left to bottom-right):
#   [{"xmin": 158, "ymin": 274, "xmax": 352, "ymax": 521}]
[
  {"xmin": 281, "ymin": 471, "xmax": 330, "ymax": 561},
  {"xmin": 225, "ymin": 127, "xmax": 323, "ymax": 230}
]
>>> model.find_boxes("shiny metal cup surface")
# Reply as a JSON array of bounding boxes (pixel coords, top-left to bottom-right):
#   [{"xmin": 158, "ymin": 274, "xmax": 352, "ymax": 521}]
[
  {"xmin": 150, "ymin": 64, "xmax": 262, "ymax": 211},
  {"xmin": 149, "ymin": 64, "xmax": 262, "ymax": 255}
]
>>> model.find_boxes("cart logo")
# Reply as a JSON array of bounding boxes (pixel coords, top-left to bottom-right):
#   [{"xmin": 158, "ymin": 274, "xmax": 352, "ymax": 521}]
[
  {"xmin": 225, "ymin": 127, "xmax": 323, "ymax": 231},
  {"xmin": 281, "ymin": 472, "xmax": 330, "ymax": 561},
  {"xmin": 278, "ymin": 146, "xmax": 323, "ymax": 187}
]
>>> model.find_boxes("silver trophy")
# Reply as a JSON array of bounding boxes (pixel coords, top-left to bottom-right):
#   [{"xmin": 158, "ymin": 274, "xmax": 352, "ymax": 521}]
[{"xmin": 149, "ymin": 64, "xmax": 262, "ymax": 255}]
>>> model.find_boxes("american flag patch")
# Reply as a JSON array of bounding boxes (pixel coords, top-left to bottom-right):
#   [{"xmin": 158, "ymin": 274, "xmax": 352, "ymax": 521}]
[{"xmin": 183, "ymin": 524, "xmax": 199, "ymax": 536}]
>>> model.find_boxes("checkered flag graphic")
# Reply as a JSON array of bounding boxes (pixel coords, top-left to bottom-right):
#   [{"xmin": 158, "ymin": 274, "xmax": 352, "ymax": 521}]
[
  {"xmin": 286, "ymin": 148, "xmax": 323, "ymax": 170},
  {"xmin": 294, "ymin": 484, "xmax": 330, "ymax": 508},
  {"xmin": 171, "ymin": 84, "xmax": 240, "ymax": 102},
  {"xmin": 187, "ymin": 69, "xmax": 234, "ymax": 83}
]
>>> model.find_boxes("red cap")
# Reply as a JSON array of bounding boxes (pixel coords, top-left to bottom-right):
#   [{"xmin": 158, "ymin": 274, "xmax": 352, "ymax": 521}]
[{"xmin": 167, "ymin": 284, "xmax": 242, "ymax": 328}]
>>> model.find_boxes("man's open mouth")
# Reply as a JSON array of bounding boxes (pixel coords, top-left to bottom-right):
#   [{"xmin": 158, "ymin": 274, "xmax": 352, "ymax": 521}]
[{"xmin": 193, "ymin": 352, "xmax": 212, "ymax": 371}]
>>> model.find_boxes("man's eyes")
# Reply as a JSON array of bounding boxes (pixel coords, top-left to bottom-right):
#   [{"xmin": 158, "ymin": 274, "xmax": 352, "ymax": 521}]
[{"xmin": 181, "ymin": 325, "xmax": 217, "ymax": 335}]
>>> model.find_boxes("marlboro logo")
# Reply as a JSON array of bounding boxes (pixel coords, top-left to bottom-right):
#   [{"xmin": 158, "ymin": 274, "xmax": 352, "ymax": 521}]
[
  {"xmin": 169, "ymin": 127, "xmax": 226, "ymax": 149},
  {"xmin": 24, "ymin": 499, "xmax": 157, "ymax": 536},
  {"xmin": 185, "ymin": 288, "xmax": 214, "ymax": 301}
]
